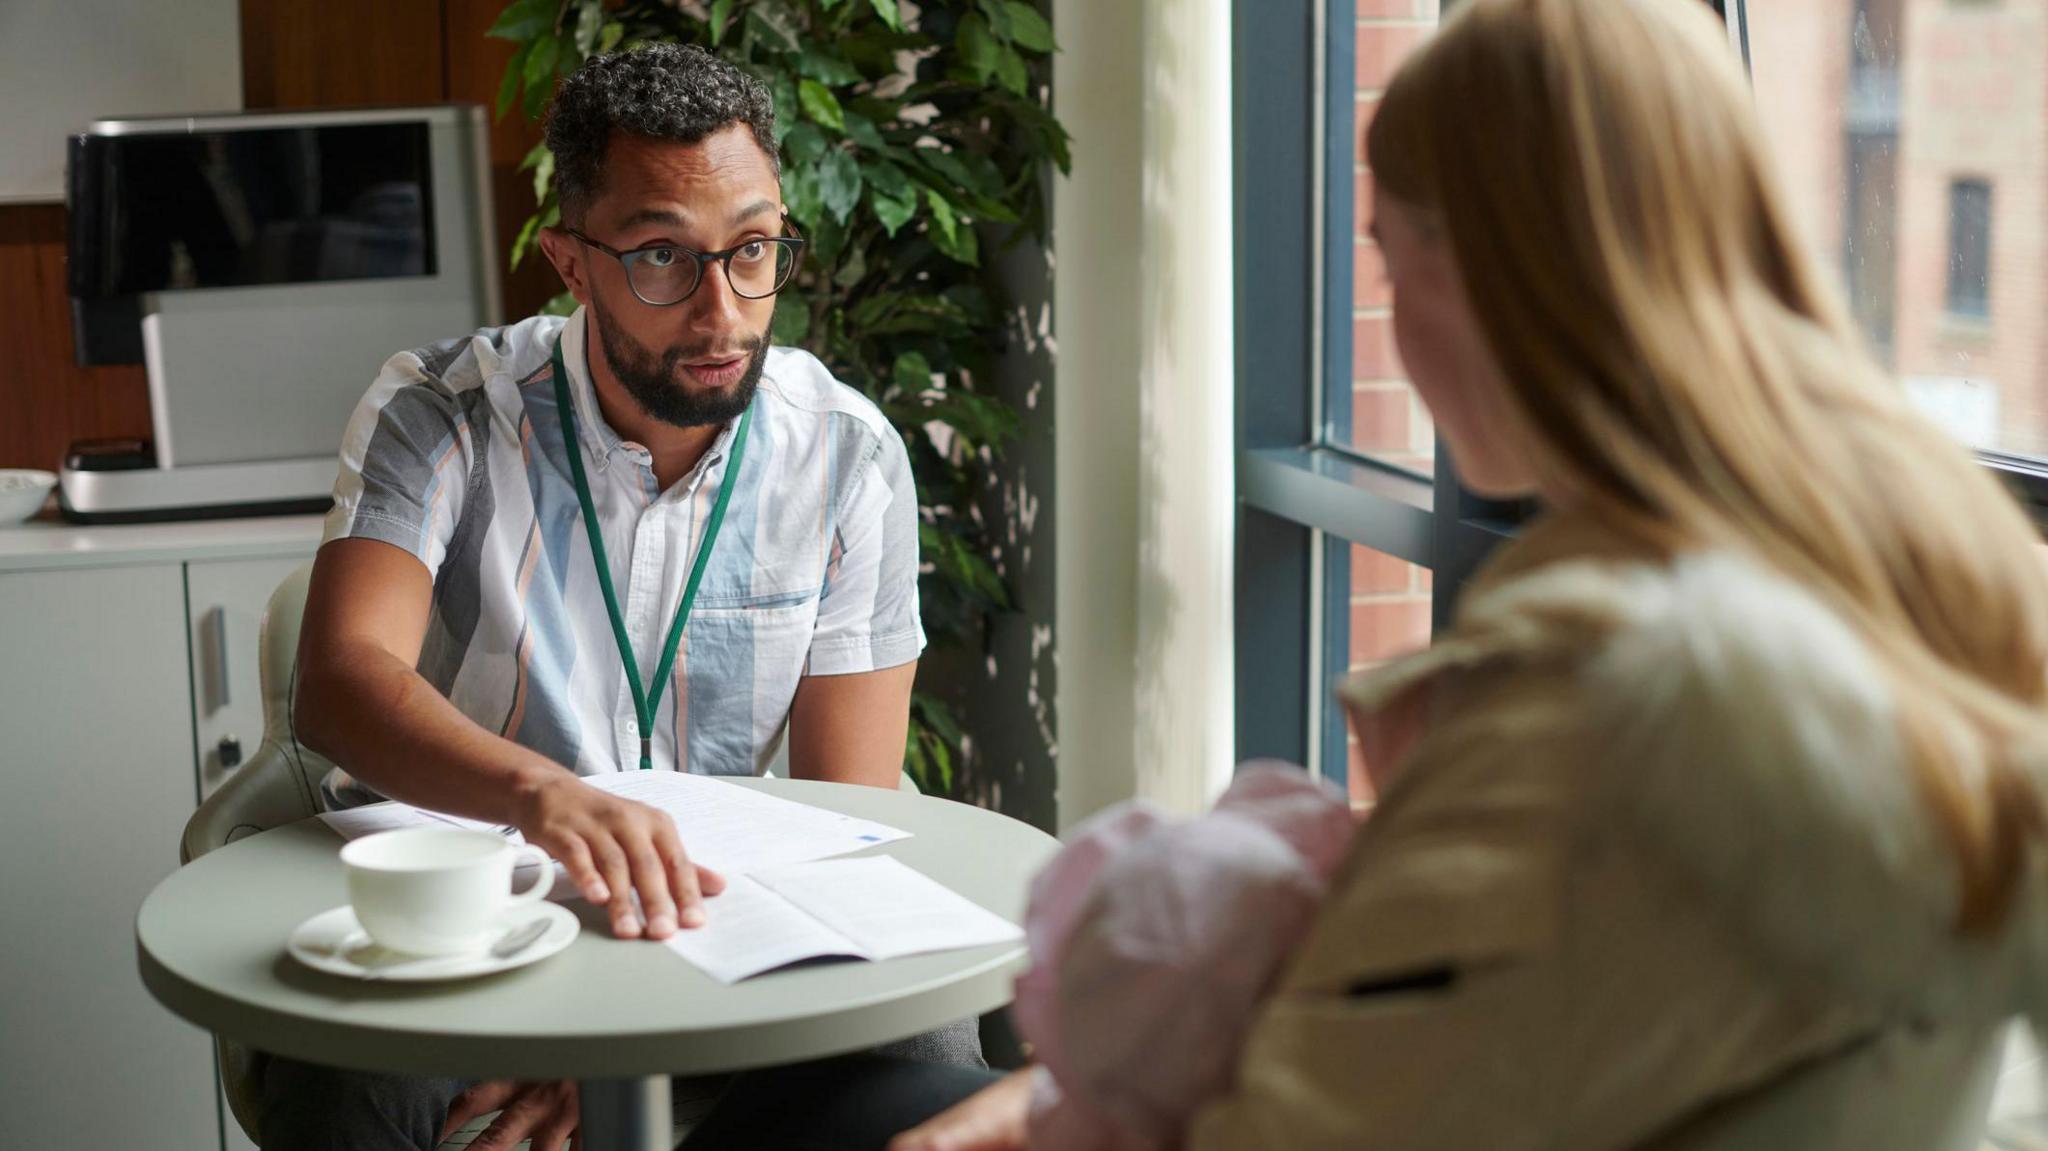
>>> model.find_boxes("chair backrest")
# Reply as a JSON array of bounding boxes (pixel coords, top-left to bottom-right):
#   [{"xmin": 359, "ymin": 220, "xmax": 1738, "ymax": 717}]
[
  {"xmin": 1641, "ymin": 1020, "xmax": 2004, "ymax": 1151},
  {"xmin": 180, "ymin": 560, "xmax": 332, "ymax": 865}
]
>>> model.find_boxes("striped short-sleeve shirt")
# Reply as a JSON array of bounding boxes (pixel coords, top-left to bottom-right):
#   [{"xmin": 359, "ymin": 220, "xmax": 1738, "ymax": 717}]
[{"xmin": 318, "ymin": 308, "xmax": 924, "ymax": 808}]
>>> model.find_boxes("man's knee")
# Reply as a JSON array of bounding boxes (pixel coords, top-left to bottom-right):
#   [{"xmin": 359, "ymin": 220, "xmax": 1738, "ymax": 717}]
[
  {"xmin": 259, "ymin": 1053, "xmax": 467, "ymax": 1151},
  {"xmin": 869, "ymin": 1016, "xmax": 987, "ymax": 1069}
]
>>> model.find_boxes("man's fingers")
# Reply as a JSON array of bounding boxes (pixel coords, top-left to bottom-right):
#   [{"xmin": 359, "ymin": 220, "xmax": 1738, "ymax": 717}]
[
  {"xmin": 470, "ymin": 1084, "xmax": 551, "ymax": 1151},
  {"xmin": 552, "ymin": 837, "xmax": 608, "ymax": 906},
  {"xmin": 696, "ymin": 863, "xmax": 727, "ymax": 898},
  {"xmin": 648, "ymin": 827, "xmax": 705, "ymax": 929},
  {"xmin": 439, "ymin": 1080, "xmax": 520, "ymax": 1145},
  {"xmin": 531, "ymin": 1117, "xmax": 578, "ymax": 1151},
  {"xmin": 652, "ymin": 824, "xmax": 702, "ymax": 928},
  {"xmin": 625, "ymin": 834, "xmax": 678, "ymax": 939},
  {"xmin": 592, "ymin": 835, "xmax": 638, "ymax": 937}
]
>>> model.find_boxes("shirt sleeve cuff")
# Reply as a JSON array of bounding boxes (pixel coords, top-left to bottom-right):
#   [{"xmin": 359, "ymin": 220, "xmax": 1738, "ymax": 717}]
[
  {"xmin": 322, "ymin": 507, "xmax": 432, "ymax": 566},
  {"xmin": 805, "ymin": 624, "xmax": 927, "ymax": 677}
]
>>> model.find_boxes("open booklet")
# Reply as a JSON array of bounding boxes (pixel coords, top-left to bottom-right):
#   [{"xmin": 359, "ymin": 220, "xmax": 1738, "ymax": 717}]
[
  {"xmin": 661, "ymin": 855, "xmax": 1025, "ymax": 983},
  {"xmin": 316, "ymin": 770, "xmax": 911, "ymax": 877}
]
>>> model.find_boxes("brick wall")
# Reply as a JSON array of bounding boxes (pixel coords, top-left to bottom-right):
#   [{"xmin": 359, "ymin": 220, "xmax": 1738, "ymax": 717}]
[{"xmin": 1753, "ymin": 1, "xmax": 2048, "ymax": 458}]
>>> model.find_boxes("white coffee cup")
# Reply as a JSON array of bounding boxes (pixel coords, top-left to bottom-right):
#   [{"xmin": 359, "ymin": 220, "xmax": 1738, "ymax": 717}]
[{"xmin": 340, "ymin": 828, "xmax": 552, "ymax": 956}]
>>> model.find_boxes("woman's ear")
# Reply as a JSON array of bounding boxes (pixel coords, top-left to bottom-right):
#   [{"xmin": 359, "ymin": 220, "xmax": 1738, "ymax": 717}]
[{"xmin": 536, "ymin": 228, "xmax": 592, "ymax": 308}]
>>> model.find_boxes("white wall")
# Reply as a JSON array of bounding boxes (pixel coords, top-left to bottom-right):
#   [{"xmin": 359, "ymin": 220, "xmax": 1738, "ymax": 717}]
[
  {"xmin": 1054, "ymin": 0, "xmax": 1235, "ymax": 828},
  {"xmin": 0, "ymin": 0, "xmax": 242, "ymax": 202}
]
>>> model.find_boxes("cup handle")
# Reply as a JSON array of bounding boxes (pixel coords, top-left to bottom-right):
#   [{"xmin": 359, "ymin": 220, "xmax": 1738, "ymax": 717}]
[{"xmin": 509, "ymin": 845, "xmax": 554, "ymax": 905}]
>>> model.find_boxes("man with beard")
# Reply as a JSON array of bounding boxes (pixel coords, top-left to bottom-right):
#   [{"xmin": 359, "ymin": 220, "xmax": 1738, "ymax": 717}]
[{"xmin": 269, "ymin": 44, "xmax": 972, "ymax": 1151}]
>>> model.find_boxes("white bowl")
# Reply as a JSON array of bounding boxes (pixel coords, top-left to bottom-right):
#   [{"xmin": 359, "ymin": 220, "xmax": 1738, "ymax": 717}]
[{"xmin": 0, "ymin": 470, "xmax": 57, "ymax": 524}]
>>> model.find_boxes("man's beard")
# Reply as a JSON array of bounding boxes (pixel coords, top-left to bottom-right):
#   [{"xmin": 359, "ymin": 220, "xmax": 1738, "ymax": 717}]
[{"xmin": 592, "ymin": 295, "xmax": 771, "ymax": 428}]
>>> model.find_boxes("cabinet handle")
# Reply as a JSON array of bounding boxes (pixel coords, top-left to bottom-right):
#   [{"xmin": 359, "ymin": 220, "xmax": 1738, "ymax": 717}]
[
  {"xmin": 207, "ymin": 606, "xmax": 231, "ymax": 710},
  {"xmin": 217, "ymin": 735, "xmax": 243, "ymax": 770}
]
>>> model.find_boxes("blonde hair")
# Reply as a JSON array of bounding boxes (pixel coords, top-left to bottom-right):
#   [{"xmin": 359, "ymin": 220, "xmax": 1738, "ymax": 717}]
[{"xmin": 1368, "ymin": 0, "xmax": 2048, "ymax": 931}]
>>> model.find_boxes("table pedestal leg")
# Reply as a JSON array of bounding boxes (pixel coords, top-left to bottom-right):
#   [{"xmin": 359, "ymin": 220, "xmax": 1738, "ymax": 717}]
[{"xmin": 579, "ymin": 1075, "xmax": 672, "ymax": 1151}]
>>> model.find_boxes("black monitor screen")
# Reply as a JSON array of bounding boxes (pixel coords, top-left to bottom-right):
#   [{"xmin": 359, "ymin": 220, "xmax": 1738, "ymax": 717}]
[{"xmin": 69, "ymin": 121, "xmax": 436, "ymax": 296}]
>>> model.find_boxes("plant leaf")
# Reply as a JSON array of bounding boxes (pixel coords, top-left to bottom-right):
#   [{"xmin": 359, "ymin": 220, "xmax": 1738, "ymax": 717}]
[
  {"xmin": 768, "ymin": 71, "xmax": 800, "ymax": 142},
  {"xmin": 842, "ymin": 111, "xmax": 886, "ymax": 151},
  {"xmin": 782, "ymin": 159, "xmax": 824, "ymax": 225},
  {"xmin": 496, "ymin": 40, "xmax": 531, "ymax": 121},
  {"xmin": 925, "ymin": 189, "xmax": 979, "ymax": 265},
  {"xmin": 868, "ymin": 0, "xmax": 903, "ymax": 32},
  {"xmin": 893, "ymin": 350, "xmax": 933, "ymax": 391},
  {"xmin": 710, "ymin": 0, "xmax": 736, "ymax": 46},
  {"xmin": 994, "ymin": 46, "xmax": 1028, "ymax": 95},
  {"xmin": 819, "ymin": 149, "xmax": 863, "ymax": 223},
  {"xmin": 924, "ymin": 188, "xmax": 958, "ymax": 246},
  {"xmin": 522, "ymin": 34, "xmax": 562, "ymax": 119},
  {"xmin": 510, "ymin": 213, "xmax": 542, "ymax": 269},
  {"xmin": 746, "ymin": 5, "xmax": 802, "ymax": 53},
  {"xmin": 771, "ymin": 291, "xmax": 811, "ymax": 344},
  {"xmin": 956, "ymin": 14, "xmax": 1001, "ymax": 83},
  {"xmin": 798, "ymin": 80, "xmax": 845, "ymax": 132},
  {"xmin": 865, "ymin": 160, "xmax": 911, "ymax": 198},
  {"xmin": 487, "ymin": 0, "xmax": 556, "ymax": 42},
  {"xmin": 871, "ymin": 182, "xmax": 917, "ymax": 235},
  {"xmin": 573, "ymin": 1, "xmax": 603, "ymax": 57},
  {"xmin": 1005, "ymin": 2, "xmax": 1056, "ymax": 52},
  {"xmin": 597, "ymin": 20, "xmax": 624, "ymax": 55},
  {"xmin": 783, "ymin": 122, "xmax": 829, "ymax": 167},
  {"xmin": 531, "ymin": 147, "xmax": 554, "ymax": 204},
  {"xmin": 797, "ymin": 49, "xmax": 862, "ymax": 86}
]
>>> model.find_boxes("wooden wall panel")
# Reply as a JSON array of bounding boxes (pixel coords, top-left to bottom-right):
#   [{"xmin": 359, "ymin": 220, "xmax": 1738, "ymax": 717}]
[
  {"xmin": 0, "ymin": 206, "xmax": 152, "ymax": 472},
  {"xmin": 238, "ymin": 0, "xmax": 446, "ymax": 109}
]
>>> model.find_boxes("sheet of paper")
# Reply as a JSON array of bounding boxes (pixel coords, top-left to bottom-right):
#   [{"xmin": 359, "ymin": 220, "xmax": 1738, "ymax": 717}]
[
  {"xmin": 661, "ymin": 875, "xmax": 866, "ymax": 983},
  {"xmin": 752, "ymin": 856, "xmax": 1023, "ymax": 961},
  {"xmin": 422, "ymin": 811, "xmax": 526, "ymax": 842},
  {"xmin": 316, "ymin": 801, "xmax": 445, "ymax": 840},
  {"xmin": 581, "ymin": 771, "xmax": 911, "ymax": 876}
]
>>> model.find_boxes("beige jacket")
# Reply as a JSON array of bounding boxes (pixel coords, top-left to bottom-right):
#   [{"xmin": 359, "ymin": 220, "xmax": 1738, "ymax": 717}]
[{"xmin": 1188, "ymin": 524, "xmax": 2048, "ymax": 1150}]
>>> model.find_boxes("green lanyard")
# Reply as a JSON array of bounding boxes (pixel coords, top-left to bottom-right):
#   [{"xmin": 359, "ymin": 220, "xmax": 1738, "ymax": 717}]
[{"xmin": 550, "ymin": 336, "xmax": 754, "ymax": 771}]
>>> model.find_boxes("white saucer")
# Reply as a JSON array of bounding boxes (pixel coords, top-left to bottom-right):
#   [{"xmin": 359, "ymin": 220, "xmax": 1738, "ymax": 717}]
[{"xmin": 287, "ymin": 902, "xmax": 579, "ymax": 982}]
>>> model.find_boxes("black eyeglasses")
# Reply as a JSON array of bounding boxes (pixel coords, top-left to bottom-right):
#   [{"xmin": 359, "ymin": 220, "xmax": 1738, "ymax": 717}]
[{"xmin": 566, "ymin": 224, "xmax": 805, "ymax": 306}]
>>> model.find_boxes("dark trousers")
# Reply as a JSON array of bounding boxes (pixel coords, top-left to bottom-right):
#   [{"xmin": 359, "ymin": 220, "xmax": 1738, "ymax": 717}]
[
  {"xmin": 257, "ymin": 1019, "xmax": 985, "ymax": 1150},
  {"xmin": 680, "ymin": 1054, "xmax": 1000, "ymax": 1151}
]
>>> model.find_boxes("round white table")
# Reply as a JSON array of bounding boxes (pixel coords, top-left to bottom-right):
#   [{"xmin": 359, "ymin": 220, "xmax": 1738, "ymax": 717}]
[{"xmin": 136, "ymin": 778, "xmax": 1060, "ymax": 1150}]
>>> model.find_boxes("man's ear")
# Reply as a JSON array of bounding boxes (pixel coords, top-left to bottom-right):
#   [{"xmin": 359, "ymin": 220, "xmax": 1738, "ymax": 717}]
[{"xmin": 536, "ymin": 227, "xmax": 593, "ymax": 308}]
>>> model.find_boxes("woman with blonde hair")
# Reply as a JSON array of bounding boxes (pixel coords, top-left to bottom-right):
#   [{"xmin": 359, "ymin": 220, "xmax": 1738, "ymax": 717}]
[{"xmin": 684, "ymin": 0, "xmax": 2048, "ymax": 1147}]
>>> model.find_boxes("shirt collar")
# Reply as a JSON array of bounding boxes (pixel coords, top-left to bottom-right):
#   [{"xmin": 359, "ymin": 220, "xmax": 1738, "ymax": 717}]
[
  {"xmin": 558, "ymin": 307, "xmax": 748, "ymax": 478},
  {"xmin": 558, "ymin": 307, "xmax": 622, "ymax": 468}
]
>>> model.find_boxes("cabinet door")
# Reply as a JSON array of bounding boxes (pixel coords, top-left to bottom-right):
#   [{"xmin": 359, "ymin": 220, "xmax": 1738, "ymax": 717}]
[
  {"xmin": 186, "ymin": 556, "xmax": 311, "ymax": 802},
  {"xmin": 0, "ymin": 564, "xmax": 222, "ymax": 1150}
]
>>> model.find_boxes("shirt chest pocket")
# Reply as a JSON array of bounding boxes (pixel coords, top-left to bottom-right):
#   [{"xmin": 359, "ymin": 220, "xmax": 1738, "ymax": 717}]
[{"xmin": 683, "ymin": 583, "xmax": 819, "ymax": 685}]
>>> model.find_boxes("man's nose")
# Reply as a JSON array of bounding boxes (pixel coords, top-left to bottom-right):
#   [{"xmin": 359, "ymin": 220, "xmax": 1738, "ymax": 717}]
[{"xmin": 683, "ymin": 259, "xmax": 747, "ymax": 331}]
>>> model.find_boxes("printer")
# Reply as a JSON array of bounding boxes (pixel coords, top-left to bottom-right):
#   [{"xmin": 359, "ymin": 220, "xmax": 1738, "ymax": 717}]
[{"xmin": 62, "ymin": 105, "xmax": 502, "ymax": 522}]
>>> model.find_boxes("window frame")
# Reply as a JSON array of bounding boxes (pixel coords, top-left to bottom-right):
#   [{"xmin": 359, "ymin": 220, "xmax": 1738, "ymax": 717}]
[
  {"xmin": 1945, "ymin": 177, "xmax": 1993, "ymax": 321},
  {"xmin": 1234, "ymin": 0, "xmax": 1521, "ymax": 788},
  {"xmin": 1234, "ymin": 0, "xmax": 2047, "ymax": 791}
]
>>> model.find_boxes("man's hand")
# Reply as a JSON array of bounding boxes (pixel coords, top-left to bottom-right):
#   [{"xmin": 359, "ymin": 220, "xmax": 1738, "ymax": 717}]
[
  {"xmin": 887, "ymin": 1068, "xmax": 1034, "ymax": 1151},
  {"xmin": 441, "ymin": 1079, "xmax": 577, "ymax": 1151},
  {"xmin": 515, "ymin": 773, "xmax": 725, "ymax": 939}
]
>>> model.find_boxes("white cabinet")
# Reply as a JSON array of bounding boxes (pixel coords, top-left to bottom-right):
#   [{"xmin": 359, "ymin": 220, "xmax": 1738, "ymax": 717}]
[
  {"xmin": 0, "ymin": 517, "xmax": 320, "ymax": 1151},
  {"xmin": 0, "ymin": 563, "xmax": 225, "ymax": 1150}
]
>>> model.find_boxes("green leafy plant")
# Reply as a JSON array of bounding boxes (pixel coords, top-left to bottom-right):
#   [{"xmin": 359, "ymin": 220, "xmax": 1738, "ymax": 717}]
[{"xmin": 488, "ymin": 0, "xmax": 1069, "ymax": 795}]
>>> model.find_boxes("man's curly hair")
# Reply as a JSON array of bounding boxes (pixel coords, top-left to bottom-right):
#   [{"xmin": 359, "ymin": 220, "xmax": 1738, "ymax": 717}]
[{"xmin": 544, "ymin": 43, "xmax": 779, "ymax": 224}]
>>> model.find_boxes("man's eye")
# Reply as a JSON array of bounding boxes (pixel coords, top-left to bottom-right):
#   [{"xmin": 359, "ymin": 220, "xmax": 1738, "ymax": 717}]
[
  {"xmin": 734, "ymin": 241, "xmax": 768, "ymax": 263},
  {"xmin": 644, "ymin": 248, "xmax": 679, "ymax": 268}
]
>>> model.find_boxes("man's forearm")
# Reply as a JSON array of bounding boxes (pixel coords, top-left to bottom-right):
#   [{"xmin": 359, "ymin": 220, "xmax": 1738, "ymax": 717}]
[{"xmin": 295, "ymin": 640, "xmax": 573, "ymax": 824}]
